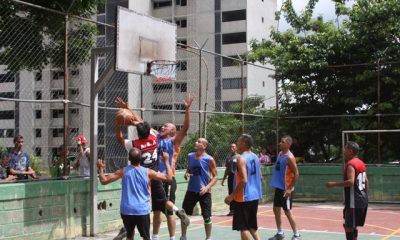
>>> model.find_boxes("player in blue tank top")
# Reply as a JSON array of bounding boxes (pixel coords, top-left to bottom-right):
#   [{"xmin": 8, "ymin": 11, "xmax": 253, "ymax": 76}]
[
  {"xmin": 115, "ymin": 95, "xmax": 193, "ymax": 240},
  {"xmin": 225, "ymin": 134, "xmax": 262, "ymax": 240},
  {"xmin": 180, "ymin": 138, "xmax": 218, "ymax": 240},
  {"xmin": 97, "ymin": 148, "xmax": 172, "ymax": 240}
]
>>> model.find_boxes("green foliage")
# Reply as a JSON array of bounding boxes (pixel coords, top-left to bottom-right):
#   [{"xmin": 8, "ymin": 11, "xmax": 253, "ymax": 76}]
[
  {"xmin": 0, "ymin": 0, "xmax": 100, "ymax": 72},
  {"xmin": 30, "ymin": 154, "xmax": 45, "ymax": 176},
  {"xmin": 249, "ymin": 0, "xmax": 400, "ymax": 163}
]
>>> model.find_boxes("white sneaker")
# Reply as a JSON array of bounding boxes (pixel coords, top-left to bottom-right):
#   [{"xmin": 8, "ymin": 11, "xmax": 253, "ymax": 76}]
[{"xmin": 291, "ymin": 234, "xmax": 301, "ymax": 240}]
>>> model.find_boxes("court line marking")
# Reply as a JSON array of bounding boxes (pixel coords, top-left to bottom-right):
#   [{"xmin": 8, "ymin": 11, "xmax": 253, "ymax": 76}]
[
  {"xmin": 381, "ymin": 228, "xmax": 400, "ymax": 240},
  {"xmin": 160, "ymin": 209, "xmax": 272, "ymax": 238}
]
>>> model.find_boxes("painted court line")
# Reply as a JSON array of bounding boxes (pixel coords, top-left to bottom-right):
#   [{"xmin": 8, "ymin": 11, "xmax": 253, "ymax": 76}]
[{"xmin": 381, "ymin": 228, "xmax": 400, "ymax": 240}]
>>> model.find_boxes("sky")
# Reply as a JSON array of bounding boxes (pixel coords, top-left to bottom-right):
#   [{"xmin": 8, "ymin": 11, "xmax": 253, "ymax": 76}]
[{"xmin": 276, "ymin": 0, "xmax": 355, "ymax": 31}]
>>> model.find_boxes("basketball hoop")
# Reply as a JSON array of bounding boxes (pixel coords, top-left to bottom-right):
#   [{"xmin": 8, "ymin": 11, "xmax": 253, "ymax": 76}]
[{"xmin": 146, "ymin": 60, "xmax": 177, "ymax": 83}]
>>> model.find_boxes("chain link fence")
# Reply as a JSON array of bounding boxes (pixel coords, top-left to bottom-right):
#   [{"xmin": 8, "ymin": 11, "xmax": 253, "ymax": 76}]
[{"xmin": 0, "ymin": 1, "xmax": 276, "ymax": 177}]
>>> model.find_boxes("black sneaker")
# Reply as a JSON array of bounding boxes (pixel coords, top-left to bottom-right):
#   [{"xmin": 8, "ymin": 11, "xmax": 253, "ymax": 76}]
[{"xmin": 176, "ymin": 209, "xmax": 190, "ymax": 227}]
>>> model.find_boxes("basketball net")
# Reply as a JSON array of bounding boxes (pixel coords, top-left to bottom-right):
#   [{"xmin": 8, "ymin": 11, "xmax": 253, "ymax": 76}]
[{"xmin": 146, "ymin": 60, "xmax": 177, "ymax": 83}]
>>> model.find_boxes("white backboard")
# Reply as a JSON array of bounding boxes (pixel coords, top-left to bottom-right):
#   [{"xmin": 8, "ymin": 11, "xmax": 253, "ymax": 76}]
[{"xmin": 115, "ymin": 7, "xmax": 177, "ymax": 74}]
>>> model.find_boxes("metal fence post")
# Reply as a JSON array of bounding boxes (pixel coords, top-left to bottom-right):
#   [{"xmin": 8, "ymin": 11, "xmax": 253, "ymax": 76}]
[
  {"xmin": 240, "ymin": 61, "xmax": 244, "ymax": 134},
  {"xmin": 63, "ymin": 15, "xmax": 69, "ymax": 176}
]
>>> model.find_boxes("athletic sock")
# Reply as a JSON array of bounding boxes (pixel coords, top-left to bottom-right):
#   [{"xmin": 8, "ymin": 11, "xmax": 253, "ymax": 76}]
[
  {"xmin": 354, "ymin": 229, "xmax": 358, "ymax": 240},
  {"xmin": 169, "ymin": 236, "xmax": 176, "ymax": 240},
  {"xmin": 345, "ymin": 232, "xmax": 354, "ymax": 240},
  {"xmin": 152, "ymin": 234, "xmax": 159, "ymax": 240},
  {"xmin": 277, "ymin": 229, "xmax": 284, "ymax": 235},
  {"xmin": 172, "ymin": 205, "xmax": 179, "ymax": 212}
]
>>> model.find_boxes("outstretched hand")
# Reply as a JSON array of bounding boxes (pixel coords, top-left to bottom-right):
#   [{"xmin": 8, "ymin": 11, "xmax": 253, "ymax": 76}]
[
  {"xmin": 184, "ymin": 94, "xmax": 194, "ymax": 109},
  {"xmin": 115, "ymin": 97, "xmax": 128, "ymax": 109},
  {"xmin": 97, "ymin": 159, "xmax": 106, "ymax": 170}
]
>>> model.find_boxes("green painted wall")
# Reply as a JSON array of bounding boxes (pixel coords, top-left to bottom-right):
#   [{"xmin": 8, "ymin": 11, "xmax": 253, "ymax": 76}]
[{"xmin": 0, "ymin": 165, "xmax": 398, "ymax": 239}]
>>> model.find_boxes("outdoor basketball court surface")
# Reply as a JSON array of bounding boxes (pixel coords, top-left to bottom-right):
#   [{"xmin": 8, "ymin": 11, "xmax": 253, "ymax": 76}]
[{"xmin": 76, "ymin": 202, "xmax": 400, "ymax": 240}]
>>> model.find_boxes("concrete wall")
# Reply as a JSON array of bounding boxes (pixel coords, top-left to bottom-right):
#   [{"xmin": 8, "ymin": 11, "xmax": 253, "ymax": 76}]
[{"xmin": 0, "ymin": 165, "xmax": 399, "ymax": 239}]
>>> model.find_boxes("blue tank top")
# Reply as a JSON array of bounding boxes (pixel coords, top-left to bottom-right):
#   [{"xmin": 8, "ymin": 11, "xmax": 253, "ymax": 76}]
[
  {"xmin": 187, "ymin": 152, "xmax": 211, "ymax": 193},
  {"xmin": 157, "ymin": 135, "xmax": 174, "ymax": 174},
  {"xmin": 271, "ymin": 150, "xmax": 293, "ymax": 190},
  {"xmin": 233, "ymin": 152, "xmax": 263, "ymax": 202},
  {"xmin": 120, "ymin": 166, "xmax": 150, "ymax": 215}
]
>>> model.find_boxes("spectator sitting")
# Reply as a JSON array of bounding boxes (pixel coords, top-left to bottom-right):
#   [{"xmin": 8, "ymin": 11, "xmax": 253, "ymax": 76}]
[
  {"xmin": 258, "ymin": 147, "xmax": 271, "ymax": 165},
  {"xmin": 0, "ymin": 154, "xmax": 17, "ymax": 182},
  {"xmin": 9, "ymin": 135, "xmax": 37, "ymax": 180}
]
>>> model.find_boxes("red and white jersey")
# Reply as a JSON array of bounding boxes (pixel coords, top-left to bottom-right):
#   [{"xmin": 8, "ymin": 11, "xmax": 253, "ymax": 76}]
[
  {"xmin": 125, "ymin": 133, "xmax": 158, "ymax": 171},
  {"xmin": 344, "ymin": 157, "xmax": 368, "ymax": 208}
]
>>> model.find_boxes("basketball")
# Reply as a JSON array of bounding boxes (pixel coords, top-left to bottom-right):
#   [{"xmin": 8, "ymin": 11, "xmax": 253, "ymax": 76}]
[{"xmin": 115, "ymin": 108, "xmax": 134, "ymax": 125}]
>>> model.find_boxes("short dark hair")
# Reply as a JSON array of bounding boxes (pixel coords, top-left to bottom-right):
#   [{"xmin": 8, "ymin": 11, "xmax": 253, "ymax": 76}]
[
  {"xmin": 13, "ymin": 134, "xmax": 23, "ymax": 144},
  {"xmin": 345, "ymin": 141, "xmax": 359, "ymax": 154},
  {"xmin": 137, "ymin": 122, "xmax": 151, "ymax": 139},
  {"xmin": 128, "ymin": 148, "xmax": 142, "ymax": 165},
  {"xmin": 239, "ymin": 134, "xmax": 253, "ymax": 148}
]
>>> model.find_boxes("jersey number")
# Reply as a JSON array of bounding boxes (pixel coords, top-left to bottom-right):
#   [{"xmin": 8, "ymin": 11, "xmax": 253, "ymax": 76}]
[
  {"xmin": 356, "ymin": 172, "xmax": 366, "ymax": 191},
  {"xmin": 142, "ymin": 149, "xmax": 158, "ymax": 164}
]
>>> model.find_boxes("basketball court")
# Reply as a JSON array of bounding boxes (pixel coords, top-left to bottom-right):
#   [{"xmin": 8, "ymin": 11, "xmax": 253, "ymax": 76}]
[{"xmin": 76, "ymin": 202, "xmax": 400, "ymax": 240}]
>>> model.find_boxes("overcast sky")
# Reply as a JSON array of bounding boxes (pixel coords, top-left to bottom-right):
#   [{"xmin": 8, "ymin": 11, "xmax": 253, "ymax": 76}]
[{"xmin": 276, "ymin": 0, "xmax": 355, "ymax": 31}]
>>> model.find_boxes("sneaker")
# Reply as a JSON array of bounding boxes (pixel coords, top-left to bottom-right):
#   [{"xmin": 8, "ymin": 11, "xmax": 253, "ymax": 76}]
[
  {"xmin": 291, "ymin": 235, "xmax": 301, "ymax": 240},
  {"xmin": 179, "ymin": 237, "xmax": 187, "ymax": 240},
  {"xmin": 176, "ymin": 209, "xmax": 190, "ymax": 227},
  {"xmin": 268, "ymin": 233, "xmax": 285, "ymax": 240}
]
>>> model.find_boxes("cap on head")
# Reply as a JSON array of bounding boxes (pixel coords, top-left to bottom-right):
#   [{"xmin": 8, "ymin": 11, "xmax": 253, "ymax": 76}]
[{"xmin": 77, "ymin": 135, "xmax": 88, "ymax": 145}]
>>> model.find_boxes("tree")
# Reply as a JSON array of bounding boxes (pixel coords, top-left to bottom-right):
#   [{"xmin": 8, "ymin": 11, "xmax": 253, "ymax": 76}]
[
  {"xmin": 249, "ymin": 0, "xmax": 400, "ymax": 163},
  {"xmin": 0, "ymin": 0, "xmax": 100, "ymax": 72}
]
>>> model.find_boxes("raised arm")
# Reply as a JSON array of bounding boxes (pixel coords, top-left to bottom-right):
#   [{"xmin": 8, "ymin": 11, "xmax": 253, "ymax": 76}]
[
  {"xmin": 173, "ymin": 94, "xmax": 194, "ymax": 148},
  {"xmin": 97, "ymin": 159, "xmax": 123, "ymax": 185},
  {"xmin": 225, "ymin": 156, "xmax": 247, "ymax": 205},
  {"xmin": 115, "ymin": 97, "xmax": 144, "ymax": 123}
]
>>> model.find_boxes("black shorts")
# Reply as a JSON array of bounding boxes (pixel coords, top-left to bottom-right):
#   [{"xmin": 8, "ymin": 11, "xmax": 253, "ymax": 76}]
[
  {"xmin": 273, "ymin": 188, "xmax": 293, "ymax": 211},
  {"xmin": 343, "ymin": 207, "xmax": 368, "ymax": 227},
  {"xmin": 151, "ymin": 178, "xmax": 176, "ymax": 215},
  {"xmin": 121, "ymin": 214, "xmax": 150, "ymax": 240},
  {"xmin": 182, "ymin": 191, "xmax": 212, "ymax": 220},
  {"xmin": 232, "ymin": 200, "xmax": 259, "ymax": 231}
]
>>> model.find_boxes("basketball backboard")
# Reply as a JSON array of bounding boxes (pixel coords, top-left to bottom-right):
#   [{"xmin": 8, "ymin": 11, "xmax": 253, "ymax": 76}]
[{"xmin": 115, "ymin": 7, "xmax": 177, "ymax": 74}]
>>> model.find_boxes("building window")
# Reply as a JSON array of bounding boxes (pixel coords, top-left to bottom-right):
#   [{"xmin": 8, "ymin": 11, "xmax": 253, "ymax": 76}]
[
  {"xmin": 35, "ymin": 110, "xmax": 42, "ymax": 119},
  {"xmin": 71, "ymin": 69, "xmax": 79, "ymax": 76},
  {"xmin": 178, "ymin": 39, "xmax": 187, "ymax": 48},
  {"xmin": 0, "ymin": 74, "xmax": 15, "ymax": 83},
  {"xmin": 176, "ymin": 19, "xmax": 187, "ymax": 28},
  {"xmin": 70, "ymin": 108, "xmax": 79, "ymax": 115},
  {"xmin": 262, "ymin": 81, "xmax": 265, "ymax": 87},
  {"xmin": 35, "ymin": 91, "xmax": 42, "ymax": 100},
  {"xmin": 153, "ymin": 83, "xmax": 173, "ymax": 93},
  {"xmin": 35, "ymin": 72, "xmax": 42, "ymax": 81},
  {"xmin": 152, "ymin": 104, "xmax": 172, "ymax": 114},
  {"xmin": 35, "ymin": 128, "xmax": 41, "ymax": 138},
  {"xmin": 175, "ymin": 104, "xmax": 185, "ymax": 113},
  {"xmin": 177, "ymin": 61, "xmax": 187, "ymax": 71},
  {"xmin": 51, "ymin": 90, "xmax": 64, "ymax": 99},
  {"xmin": 0, "ymin": 92, "xmax": 14, "ymax": 98},
  {"xmin": 97, "ymin": 2, "xmax": 105, "ymax": 14},
  {"xmin": 154, "ymin": 1, "xmax": 172, "ymax": 8},
  {"xmin": 52, "ymin": 71, "xmax": 64, "ymax": 80},
  {"xmin": 0, "ymin": 111, "xmax": 14, "ymax": 120},
  {"xmin": 70, "ymin": 128, "xmax": 79, "ymax": 136},
  {"xmin": 52, "ymin": 128, "xmax": 64, "ymax": 138},
  {"xmin": 0, "ymin": 129, "xmax": 14, "ymax": 138},
  {"xmin": 34, "ymin": 148, "xmax": 41, "ymax": 157},
  {"xmin": 176, "ymin": 83, "xmax": 187, "ymax": 92},
  {"xmin": 176, "ymin": 0, "xmax": 187, "ymax": 6},
  {"xmin": 98, "ymin": 125, "xmax": 104, "ymax": 145},
  {"xmin": 70, "ymin": 88, "xmax": 79, "ymax": 96},
  {"xmin": 222, "ymin": 78, "xmax": 247, "ymax": 89},
  {"xmin": 52, "ymin": 109, "xmax": 64, "ymax": 118},
  {"xmin": 222, "ymin": 9, "xmax": 246, "ymax": 22},
  {"xmin": 262, "ymin": 17, "xmax": 264, "ymax": 23},
  {"xmin": 223, "ymin": 101, "xmax": 241, "ymax": 111},
  {"xmin": 222, "ymin": 55, "xmax": 246, "ymax": 67},
  {"xmin": 222, "ymin": 32, "xmax": 246, "ymax": 44}
]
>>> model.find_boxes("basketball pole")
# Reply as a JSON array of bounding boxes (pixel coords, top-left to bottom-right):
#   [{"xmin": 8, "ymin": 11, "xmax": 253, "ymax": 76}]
[
  {"xmin": 90, "ymin": 47, "xmax": 114, "ymax": 236},
  {"xmin": 194, "ymin": 39, "xmax": 208, "ymax": 138}
]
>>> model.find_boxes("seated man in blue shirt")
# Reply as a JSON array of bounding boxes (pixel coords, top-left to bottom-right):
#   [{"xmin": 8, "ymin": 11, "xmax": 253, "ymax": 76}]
[{"xmin": 9, "ymin": 135, "xmax": 37, "ymax": 180}]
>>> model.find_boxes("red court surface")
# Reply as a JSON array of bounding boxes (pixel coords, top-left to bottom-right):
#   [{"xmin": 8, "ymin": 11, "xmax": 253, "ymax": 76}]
[{"xmin": 189, "ymin": 202, "xmax": 400, "ymax": 240}]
